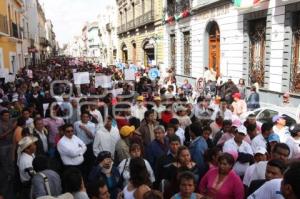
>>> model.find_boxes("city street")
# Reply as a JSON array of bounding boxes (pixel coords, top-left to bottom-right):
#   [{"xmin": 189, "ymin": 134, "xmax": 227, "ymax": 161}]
[{"xmin": 0, "ymin": 0, "xmax": 300, "ymax": 199}]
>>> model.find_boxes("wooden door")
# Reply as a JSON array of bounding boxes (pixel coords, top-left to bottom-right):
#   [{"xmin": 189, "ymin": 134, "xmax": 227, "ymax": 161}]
[{"xmin": 209, "ymin": 23, "xmax": 220, "ymax": 76}]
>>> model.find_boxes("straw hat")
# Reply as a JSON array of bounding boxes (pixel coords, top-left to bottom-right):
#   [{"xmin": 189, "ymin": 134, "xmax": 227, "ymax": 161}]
[{"xmin": 18, "ymin": 136, "xmax": 38, "ymax": 152}]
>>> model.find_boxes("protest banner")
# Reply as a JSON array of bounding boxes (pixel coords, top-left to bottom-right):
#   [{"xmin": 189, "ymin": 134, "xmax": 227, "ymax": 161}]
[{"xmin": 73, "ymin": 72, "xmax": 90, "ymax": 85}]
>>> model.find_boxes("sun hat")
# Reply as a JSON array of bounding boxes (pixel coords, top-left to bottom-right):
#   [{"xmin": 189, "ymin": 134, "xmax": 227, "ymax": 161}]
[{"xmin": 18, "ymin": 136, "xmax": 38, "ymax": 152}]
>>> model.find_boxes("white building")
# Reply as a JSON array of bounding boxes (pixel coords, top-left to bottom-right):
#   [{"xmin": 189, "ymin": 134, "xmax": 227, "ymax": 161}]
[
  {"xmin": 97, "ymin": 3, "xmax": 118, "ymax": 65},
  {"xmin": 163, "ymin": 0, "xmax": 300, "ymax": 107},
  {"xmin": 87, "ymin": 21, "xmax": 101, "ymax": 62}
]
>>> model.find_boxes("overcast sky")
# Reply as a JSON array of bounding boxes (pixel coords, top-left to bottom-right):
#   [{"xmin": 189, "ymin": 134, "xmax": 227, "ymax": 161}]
[{"xmin": 38, "ymin": 0, "xmax": 112, "ymax": 47}]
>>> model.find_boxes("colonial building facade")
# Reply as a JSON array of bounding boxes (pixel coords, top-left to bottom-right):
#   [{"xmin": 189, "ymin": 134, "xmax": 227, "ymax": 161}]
[
  {"xmin": 163, "ymin": 0, "xmax": 300, "ymax": 107},
  {"xmin": 116, "ymin": 0, "xmax": 164, "ymax": 67}
]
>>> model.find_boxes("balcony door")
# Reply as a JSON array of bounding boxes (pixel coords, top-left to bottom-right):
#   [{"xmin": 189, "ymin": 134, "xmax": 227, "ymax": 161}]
[{"xmin": 208, "ymin": 21, "xmax": 220, "ymax": 76}]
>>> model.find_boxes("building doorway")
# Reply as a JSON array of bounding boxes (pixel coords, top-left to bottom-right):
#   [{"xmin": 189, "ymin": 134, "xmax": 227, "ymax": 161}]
[
  {"xmin": 121, "ymin": 44, "xmax": 128, "ymax": 63},
  {"xmin": 143, "ymin": 41, "xmax": 155, "ymax": 67},
  {"xmin": 207, "ymin": 21, "xmax": 220, "ymax": 76}
]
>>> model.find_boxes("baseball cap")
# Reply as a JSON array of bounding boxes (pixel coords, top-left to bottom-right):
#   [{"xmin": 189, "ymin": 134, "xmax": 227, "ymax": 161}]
[
  {"xmin": 272, "ymin": 115, "xmax": 286, "ymax": 123},
  {"xmin": 289, "ymin": 123, "xmax": 300, "ymax": 136},
  {"xmin": 268, "ymin": 133, "xmax": 280, "ymax": 143},
  {"xmin": 254, "ymin": 147, "xmax": 267, "ymax": 155},
  {"xmin": 237, "ymin": 125, "xmax": 247, "ymax": 135}
]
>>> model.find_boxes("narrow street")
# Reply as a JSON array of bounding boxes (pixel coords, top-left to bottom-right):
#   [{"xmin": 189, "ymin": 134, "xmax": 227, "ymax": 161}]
[{"xmin": 0, "ymin": 1, "xmax": 300, "ymax": 199}]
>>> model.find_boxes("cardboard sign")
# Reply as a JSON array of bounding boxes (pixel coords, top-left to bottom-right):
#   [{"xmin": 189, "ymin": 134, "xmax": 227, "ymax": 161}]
[
  {"xmin": 124, "ymin": 69, "xmax": 135, "ymax": 81},
  {"xmin": 73, "ymin": 72, "xmax": 90, "ymax": 85},
  {"xmin": 110, "ymin": 88, "xmax": 123, "ymax": 97},
  {"xmin": 95, "ymin": 75, "xmax": 112, "ymax": 88}
]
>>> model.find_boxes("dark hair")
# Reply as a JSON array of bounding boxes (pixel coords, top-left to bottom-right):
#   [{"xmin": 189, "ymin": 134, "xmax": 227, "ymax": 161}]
[
  {"xmin": 17, "ymin": 117, "xmax": 27, "ymax": 126},
  {"xmin": 87, "ymin": 179, "xmax": 107, "ymax": 198},
  {"xmin": 63, "ymin": 123, "xmax": 74, "ymax": 132},
  {"xmin": 177, "ymin": 171, "xmax": 196, "ymax": 185},
  {"xmin": 81, "ymin": 111, "xmax": 90, "ymax": 117},
  {"xmin": 204, "ymin": 147, "xmax": 221, "ymax": 163},
  {"xmin": 218, "ymin": 153, "xmax": 235, "ymax": 167},
  {"xmin": 143, "ymin": 190, "xmax": 163, "ymax": 199},
  {"xmin": 203, "ymin": 126, "xmax": 212, "ymax": 133},
  {"xmin": 267, "ymin": 159, "xmax": 286, "ymax": 174},
  {"xmin": 273, "ymin": 143, "xmax": 290, "ymax": 156},
  {"xmin": 33, "ymin": 155, "xmax": 48, "ymax": 172},
  {"xmin": 62, "ymin": 168, "xmax": 82, "ymax": 193},
  {"xmin": 0, "ymin": 110, "xmax": 9, "ymax": 116},
  {"xmin": 129, "ymin": 157, "xmax": 151, "ymax": 187},
  {"xmin": 261, "ymin": 122, "xmax": 273, "ymax": 134},
  {"xmin": 22, "ymin": 107, "xmax": 30, "ymax": 113},
  {"xmin": 129, "ymin": 117, "xmax": 140, "ymax": 129},
  {"xmin": 283, "ymin": 162, "xmax": 300, "ymax": 198},
  {"xmin": 170, "ymin": 118, "xmax": 179, "ymax": 125},
  {"xmin": 169, "ymin": 134, "xmax": 181, "ymax": 144},
  {"xmin": 189, "ymin": 122, "xmax": 203, "ymax": 137},
  {"xmin": 21, "ymin": 128, "xmax": 31, "ymax": 137},
  {"xmin": 223, "ymin": 120, "xmax": 232, "ymax": 126},
  {"xmin": 34, "ymin": 117, "xmax": 43, "ymax": 125},
  {"xmin": 129, "ymin": 142, "xmax": 143, "ymax": 155},
  {"xmin": 246, "ymin": 124, "xmax": 256, "ymax": 133},
  {"xmin": 144, "ymin": 110, "xmax": 154, "ymax": 119}
]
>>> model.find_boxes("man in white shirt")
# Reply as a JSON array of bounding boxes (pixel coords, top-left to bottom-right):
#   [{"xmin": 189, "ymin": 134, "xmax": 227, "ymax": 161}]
[
  {"xmin": 57, "ymin": 124, "xmax": 87, "ymax": 167},
  {"xmin": 22, "ymin": 108, "xmax": 34, "ymax": 130},
  {"xmin": 93, "ymin": 116, "xmax": 120, "ymax": 158},
  {"xmin": 152, "ymin": 96, "xmax": 165, "ymax": 119},
  {"xmin": 272, "ymin": 115, "xmax": 290, "ymax": 143},
  {"xmin": 251, "ymin": 122, "xmax": 273, "ymax": 152},
  {"xmin": 243, "ymin": 147, "xmax": 267, "ymax": 187},
  {"xmin": 17, "ymin": 136, "xmax": 38, "ymax": 198},
  {"xmin": 74, "ymin": 112, "xmax": 96, "ymax": 145},
  {"xmin": 74, "ymin": 111, "xmax": 97, "ymax": 173},
  {"xmin": 90, "ymin": 103, "xmax": 104, "ymax": 128},
  {"xmin": 246, "ymin": 143, "xmax": 290, "ymax": 184},
  {"xmin": 223, "ymin": 125, "xmax": 254, "ymax": 177},
  {"xmin": 169, "ymin": 118, "xmax": 185, "ymax": 145},
  {"xmin": 247, "ymin": 178, "xmax": 284, "ymax": 199},
  {"xmin": 131, "ymin": 96, "xmax": 147, "ymax": 121}
]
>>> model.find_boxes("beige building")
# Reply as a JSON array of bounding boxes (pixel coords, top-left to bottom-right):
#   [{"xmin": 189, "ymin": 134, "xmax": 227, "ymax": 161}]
[{"xmin": 116, "ymin": 0, "xmax": 164, "ymax": 67}]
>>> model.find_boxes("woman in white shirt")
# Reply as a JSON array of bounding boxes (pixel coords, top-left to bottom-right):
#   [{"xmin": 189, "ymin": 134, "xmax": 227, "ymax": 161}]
[{"xmin": 118, "ymin": 142, "xmax": 155, "ymax": 188}]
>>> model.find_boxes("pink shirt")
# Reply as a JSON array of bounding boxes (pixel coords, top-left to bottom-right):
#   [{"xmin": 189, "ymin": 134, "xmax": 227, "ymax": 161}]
[{"xmin": 199, "ymin": 168, "xmax": 244, "ymax": 199}]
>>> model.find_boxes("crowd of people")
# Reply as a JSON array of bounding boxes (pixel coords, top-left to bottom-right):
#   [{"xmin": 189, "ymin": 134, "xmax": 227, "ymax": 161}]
[{"xmin": 0, "ymin": 57, "xmax": 299, "ymax": 199}]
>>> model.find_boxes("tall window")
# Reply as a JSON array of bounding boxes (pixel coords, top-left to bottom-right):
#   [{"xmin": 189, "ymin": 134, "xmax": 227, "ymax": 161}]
[
  {"xmin": 291, "ymin": 11, "xmax": 300, "ymax": 93},
  {"xmin": 176, "ymin": 0, "xmax": 190, "ymax": 13},
  {"xmin": 183, "ymin": 32, "xmax": 191, "ymax": 76},
  {"xmin": 249, "ymin": 18, "xmax": 266, "ymax": 87},
  {"xmin": 170, "ymin": 34, "xmax": 176, "ymax": 70},
  {"xmin": 167, "ymin": 0, "xmax": 176, "ymax": 16}
]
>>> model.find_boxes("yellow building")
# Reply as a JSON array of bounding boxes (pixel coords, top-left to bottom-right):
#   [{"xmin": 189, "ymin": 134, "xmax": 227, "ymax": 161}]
[
  {"xmin": 116, "ymin": 0, "xmax": 164, "ymax": 67},
  {"xmin": 0, "ymin": 0, "xmax": 23, "ymax": 74}
]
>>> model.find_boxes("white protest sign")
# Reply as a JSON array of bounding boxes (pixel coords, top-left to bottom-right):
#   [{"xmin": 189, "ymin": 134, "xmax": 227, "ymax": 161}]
[
  {"xmin": 124, "ymin": 68, "xmax": 135, "ymax": 81},
  {"xmin": 73, "ymin": 72, "xmax": 90, "ymax": 85},
  {"xmin": 43, "ymin": 103, "xmax": 49, "ymax": 116},
  {"xmin": 95, "ymin": 75, "xmax": 112, "ymax": 88},
  {"xmin": 110, "ymin": 88, "xmax": 123, "ymax": 97}
]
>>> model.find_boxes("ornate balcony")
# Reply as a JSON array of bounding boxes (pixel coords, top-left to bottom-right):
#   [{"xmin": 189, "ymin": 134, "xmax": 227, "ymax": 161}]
[
  {"xmin": 0, "ymin": 14, "xmax": 9, "ymax": 35},
  {"xmin": 40, "ymin": 37, "xmax": 49, "ymax": 47},
  {"xmin": 135, "ymin": 10, "xmax": 154, "ymax": 27}
]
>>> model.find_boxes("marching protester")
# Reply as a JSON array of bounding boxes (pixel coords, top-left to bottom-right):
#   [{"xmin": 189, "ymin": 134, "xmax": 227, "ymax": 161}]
[{"xmin": 1, "ymin": 57, "xmax": 300, "ymax": 199}]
